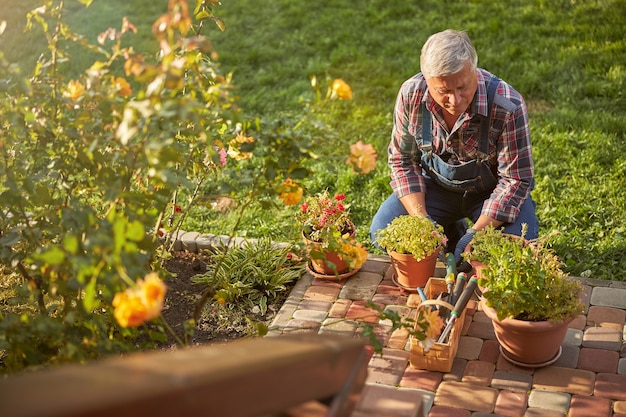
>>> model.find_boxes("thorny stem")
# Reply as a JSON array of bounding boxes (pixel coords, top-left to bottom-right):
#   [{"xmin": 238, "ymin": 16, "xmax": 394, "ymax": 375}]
[{"xmin": 158, "ymin": 314, "xmax": 185, "ymax": 347}]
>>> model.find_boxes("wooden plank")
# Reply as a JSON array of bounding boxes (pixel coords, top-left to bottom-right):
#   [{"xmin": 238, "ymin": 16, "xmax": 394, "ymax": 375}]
[{"xmin": 0, "ymin": 334, "xmax": 369, "ymax": 417}]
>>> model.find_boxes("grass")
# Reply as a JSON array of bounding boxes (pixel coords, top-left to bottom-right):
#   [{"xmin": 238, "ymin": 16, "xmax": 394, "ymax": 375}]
[{"xmin": 2, "ymin": 0, "xmax": 625, "ymax": 280}]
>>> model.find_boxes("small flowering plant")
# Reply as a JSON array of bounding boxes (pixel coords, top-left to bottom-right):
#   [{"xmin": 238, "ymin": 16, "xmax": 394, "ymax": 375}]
[
  {"xmin": 375, "ymin": 214, "xmax": 447, "ymax": 261},
  {"xmin": 298, "ymin": 190, "xmax": 353, "ymax": 242},
  {"xmin": 296, "ymin": 190, "xmax": 367, "ymax": 272}
]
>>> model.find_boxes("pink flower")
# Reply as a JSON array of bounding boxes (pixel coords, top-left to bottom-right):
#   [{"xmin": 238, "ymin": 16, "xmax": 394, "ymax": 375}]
[{"xmin": 219, "ymin": 148, "xmax": 227, "ymax": 167}]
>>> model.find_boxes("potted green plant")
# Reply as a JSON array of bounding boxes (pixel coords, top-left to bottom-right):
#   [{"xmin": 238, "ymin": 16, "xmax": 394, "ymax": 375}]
[
  {"xmin": 465, "ymin": 225, "xmax": 584, "ymax": 367},
  {"xmin": 298, "ymin": 190, "xmax": 367, "ymax": 277},
  {"xmin": 375, "ymin": 214, "xmax": 447, "ymax": 290}
]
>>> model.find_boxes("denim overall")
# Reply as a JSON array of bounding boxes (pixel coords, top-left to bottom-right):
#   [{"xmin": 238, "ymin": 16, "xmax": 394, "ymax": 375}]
[{"xmin": 419, "ymin": 76, "xmax": 500, "ymax": 195}]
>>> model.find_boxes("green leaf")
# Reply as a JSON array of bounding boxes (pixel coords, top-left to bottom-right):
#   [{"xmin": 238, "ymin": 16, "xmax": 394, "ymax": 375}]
[
  {"xmin": 37, "ymin": 246, "xmax": 65, "ymax": 266},
  {"xmin": 82, "ymin": 278, "xmax": 97, "ymax": 312},
  {"xmin": 126, "ymin": 220, "xmax": 145, "ymax": 242}
]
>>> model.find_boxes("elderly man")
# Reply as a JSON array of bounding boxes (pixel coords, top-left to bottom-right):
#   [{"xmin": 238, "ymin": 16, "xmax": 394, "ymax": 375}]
[{"xmin": 370, "ymin": 29, "xmax": 539, "ymax": 267}]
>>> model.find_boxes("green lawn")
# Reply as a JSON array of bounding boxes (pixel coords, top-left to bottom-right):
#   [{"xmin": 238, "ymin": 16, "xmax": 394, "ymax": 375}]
[{"xmin": 2, "ymin": 0, "xmax": 625, "ymax": 280}]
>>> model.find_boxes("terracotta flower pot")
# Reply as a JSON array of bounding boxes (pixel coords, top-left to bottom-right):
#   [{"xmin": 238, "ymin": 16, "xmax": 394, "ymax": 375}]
[
  {"xmin": 389, "ymin": 247, "xmax": 441, "ymax": 290},
  {"xmin": 302, "ymin": 226, "xmax": 355, "ymax": 275},
  {"xmin": 481, "ymin": 299, "xmax": 573, "ymax": 367}
]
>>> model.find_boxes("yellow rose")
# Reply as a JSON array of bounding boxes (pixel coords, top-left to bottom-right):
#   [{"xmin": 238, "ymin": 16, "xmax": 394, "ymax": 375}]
[
  {"xmin": 279, "ymin": 178, "xmax": 303, "ymax": 206},
  {"xmin": 346, "ymin": 140, "xmax": 377, "ymax": 174},
  {"xmin": 331, "ymin": 78, "xmax": 352, "ymax": 100},
  {"xmin": 112, "ymin": 273, "xmax": 166, "ymax": 328}
]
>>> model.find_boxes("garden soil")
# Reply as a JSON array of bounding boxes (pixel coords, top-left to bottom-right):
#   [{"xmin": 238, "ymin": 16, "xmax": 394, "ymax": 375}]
[{"xmin": 160, "ymin": 251, "xmax": 292, "ymax": 348}]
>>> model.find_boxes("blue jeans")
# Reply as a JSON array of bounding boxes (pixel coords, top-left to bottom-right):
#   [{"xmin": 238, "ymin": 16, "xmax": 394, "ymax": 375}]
[{"xmin": 369, "ymin": 178, "xmax": 539, "ymax": 252}]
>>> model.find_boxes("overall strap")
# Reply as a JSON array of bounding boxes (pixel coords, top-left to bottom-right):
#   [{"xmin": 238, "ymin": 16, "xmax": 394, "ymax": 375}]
[
  {"xmin": 478, "ymin": 76, "xmax": 500, "ymax": 158},
  {"xmin": 421, "ymin": 103, "xmax": 433, "ymax": 149},
  {"xmin": 421, "ymin": 75, "xmax": 501, "ymax": 156}
]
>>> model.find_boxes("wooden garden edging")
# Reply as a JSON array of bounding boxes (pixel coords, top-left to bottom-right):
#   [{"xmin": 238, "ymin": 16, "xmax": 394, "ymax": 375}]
[{"xmin": 0, "ymin": 334, "xmax": 369, "ymax": 417}]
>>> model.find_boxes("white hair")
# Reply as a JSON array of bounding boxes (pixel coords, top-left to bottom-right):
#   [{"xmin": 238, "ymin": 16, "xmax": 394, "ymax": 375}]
[{"xmin": 420, "ymin": 29, "xmax": 478, "ymax": 79}]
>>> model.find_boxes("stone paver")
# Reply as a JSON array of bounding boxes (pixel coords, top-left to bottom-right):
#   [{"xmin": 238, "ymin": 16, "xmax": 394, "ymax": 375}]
[
  {"xmin": 354, "ymin": 383, "xmax": 424, "ymax": 417},
  {"xmin": 366, "ymin": 347, "xmax": 410, "ymax": 386},
  {"xmin": 456, "ymin": 336, "xmax": 483, "ymax": 360},
  {"xmin": 479, "ymin": 339, "xmax": 500, "ymax": 363},
  {"xmin": 319, "ymin": 318, "xmax": 358, "ymax": 336},
  {"xmin": 590, "ymin": 287, "xmax": 626, "ymax": 309},
  {"xmin": 491, "ymin": 370, "xmax": 533, "ymax": 392},
  {"xmin": 291, "ymin": 308, "xmax": 327, "ymax": 322},
  {"xmin": 577, "ymin": 347, "xmax": 619, "ymax": 373},
  {"xmin": 494, "ymin": 389, "xmax": 528, "ymax": 417},
  {"xmin": 434, "ymin": 381, "xmax": 498, "ymax": 413},
  {"xmin": 302, "ymin": 285, "xmax": 340, "ymax": 303},
  {"xmin": 569, "ymin": 314, "xmax": 587, "ymax": 330},
  {"xmin": 527, "ymin": 389, "xmax": 571, "ymax": 414},
  {"xmin": 462, "ymin": 360, "xmax": 495, "ymax": 386},
  {"xmin": 620, "ymin": 358, "xmax": 626, "ymax": 375},
  {"xmin": 466, "ymin": 320, "xmax": 496, "ymax": 340},
  {"xmin": 532, "ymin": 366, "xmax": 595, "ymax": 395},
  {"xmin": 400, "ymin": 366, "xmax": 443, "ymax": 392},
  {"xmin": 615, "ymin": 400, "xmax": 626, "ymax": 415},
  {"xmin": 339, "ymin": 271, "xmax": 382, "ymax": 301},
  {"xmin": 553, "ymin": 344, "xmax": 580, "ymax": 368},
  {"xmin": 563, "ymin": 327, "xmax": 583, "ymax": 346},
  {"xmin": 297, "ymin": 298, "xmax": 333, "ymax": 311},
  {"xmin": 346, "ymin": 300, "xmax": 383, "ymax": 323},
  {"xmin": 587, "ymin": 305, "xmax": 626, "ymax": 329},
  {"xmin": 594, "ymin": 373, "xmax": 626, "ymax": 400},
  {"xmin": 328, "ymin": 298, "xmax": 351, "ymax": 318},
  {"xmin": 582, "ymin": 326, "xmax": 623, "ymax": 350},
  {"xmin": 389, "ymin": 327, "xmax": 411, "ymax": 350},
  {"xmin": 568, "ymin": 394, "xmax": 612, "ymax": 417}
]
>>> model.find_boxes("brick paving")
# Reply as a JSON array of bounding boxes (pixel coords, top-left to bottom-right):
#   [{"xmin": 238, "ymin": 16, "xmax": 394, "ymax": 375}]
[{"xmin": 267, "ymin": 254, "xmax": 626, "ymax": 417}]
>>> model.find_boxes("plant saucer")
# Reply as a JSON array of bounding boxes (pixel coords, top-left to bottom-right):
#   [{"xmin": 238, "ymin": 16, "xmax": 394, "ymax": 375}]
[{"xmin": 305, "ymin": 261, "xmax": 360, "ymax": 281}]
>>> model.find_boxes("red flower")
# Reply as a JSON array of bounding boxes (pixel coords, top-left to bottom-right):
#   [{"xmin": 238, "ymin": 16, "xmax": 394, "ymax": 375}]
[{"xmin": 334, "ymin": 193, "xmax": 345, "ymax": 201}]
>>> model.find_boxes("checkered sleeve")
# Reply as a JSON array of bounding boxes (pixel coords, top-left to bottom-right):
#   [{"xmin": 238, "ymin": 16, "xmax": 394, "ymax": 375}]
[{"xmin": 388, "ymin": 77, "xmax": 428, "ymax": 198}]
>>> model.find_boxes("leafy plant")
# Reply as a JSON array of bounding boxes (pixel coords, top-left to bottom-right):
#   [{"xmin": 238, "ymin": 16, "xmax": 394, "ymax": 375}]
[
  {"xmin": 0, "ymin": 0, "xmax": 248, "ymax": 372},
  {"xmin": 467, "ymin": 225, "xmax": 584, "ymax": 322},
  {"xmin": 297, "ymin": 190, "xmax": 368, "ymax": 272},
  {"xmin": 191, "ymin": 238, "xmax": 304, "ymax": 316},
  {"xmin": 375, "ymin": 215, "xmax": 447, "ymax": 261}
]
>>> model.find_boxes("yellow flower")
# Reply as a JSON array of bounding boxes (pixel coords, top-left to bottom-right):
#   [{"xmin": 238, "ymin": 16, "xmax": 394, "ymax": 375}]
[
  {"xmin": 140, "ymin": 272, "xmax": 167, "ymax": 318},
  {"xmin": 422, "ymin": 309, "xmax": 444, "ymax": 340},
  {"xmin": 340, "ymin": 239, "xmax": 368, "ymax": 270},
  {"xmin": 111, "ymin": 76, "xmax": 132, "ymax": 98},
  {"xmin": 279, "ymin": 178, "xmax": 303, "ymax": 206},
  {"xmin": 112, "ymin": 273, "xmax": 167, "ymax": 328},
  {"xmin": 331, "ymin": 78, "xmax": 352, "ymax": 100},
  {"xmin": 346, "ymin": 140, "xmax": 377, "ymax": 174},
  {"xmin": 227, "ymin": 132, "xmax": 254, "ymax": 160},
  {"xmin": 112, "ymin": 291, "xmax": 149, "ymax": 328},
  {"xmin": 64, "ymin": 80, "xmax": 85, "ymax": 102}
]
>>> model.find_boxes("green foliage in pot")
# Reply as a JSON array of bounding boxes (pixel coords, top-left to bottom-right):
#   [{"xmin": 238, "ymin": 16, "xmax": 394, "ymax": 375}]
[
  {"xmin": 467, "ymin": 225, "xmax": 584, "ymax": 322},
  {"xmin": 375, "ymin": 214, "xmax": 447, "ymax": 261}
]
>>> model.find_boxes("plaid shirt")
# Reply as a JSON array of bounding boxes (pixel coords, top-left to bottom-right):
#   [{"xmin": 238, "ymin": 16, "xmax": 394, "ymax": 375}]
[{"xmin": 388, "ymin": 69, "xmax": 534, "ymax": 223}]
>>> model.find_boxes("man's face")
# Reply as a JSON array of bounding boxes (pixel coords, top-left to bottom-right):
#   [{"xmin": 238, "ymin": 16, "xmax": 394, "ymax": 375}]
[{"xmin": 425, "ymin": 63, "xmax": 478, "ymax": 119}]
